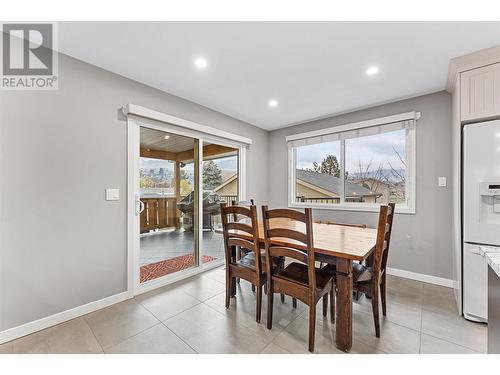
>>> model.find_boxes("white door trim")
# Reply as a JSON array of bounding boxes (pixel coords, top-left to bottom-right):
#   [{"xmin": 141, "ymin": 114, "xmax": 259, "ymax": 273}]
[{"xmin": 123, "ymin": 104, "xmax": 252, "ymax": 145}]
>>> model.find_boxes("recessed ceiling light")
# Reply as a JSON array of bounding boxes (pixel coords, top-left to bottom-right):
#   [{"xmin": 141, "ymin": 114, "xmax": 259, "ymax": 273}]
[
  {"xmin": 268, "ymin": 99, "xmax": 279, "ymax": 108},
  {"xmin": 164, "ymin": 135, "xmax": 170, "ymax": 140},
  {"xmin": 365, "ymin": 66, "xmax": 379, "ymax": 76},
  {"xmin": 194, "ymin": 57, "xmax": 208, "ymax": 69}
]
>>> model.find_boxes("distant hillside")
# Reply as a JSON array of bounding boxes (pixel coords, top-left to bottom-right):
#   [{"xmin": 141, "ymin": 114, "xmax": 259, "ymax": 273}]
[{"xmin": 347, "ymin": 168, "xmax": 405, "ymax": 183}]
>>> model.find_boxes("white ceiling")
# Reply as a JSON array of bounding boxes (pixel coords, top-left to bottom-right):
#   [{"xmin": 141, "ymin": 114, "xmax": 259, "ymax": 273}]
[{"xmin": 58, "ymin": 22, "xmax": 500, "ymax": 130}]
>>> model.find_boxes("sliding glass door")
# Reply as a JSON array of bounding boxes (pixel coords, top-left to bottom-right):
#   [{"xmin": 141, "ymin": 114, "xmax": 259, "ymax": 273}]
[
  {"xmin": 201, "ymin": 141, "xmax": 239, "ymax": 264},
  {"xmin": 129, "ymin": 115, "xmax": 246, "ymax": 293},
  {"xmin": 138, "ymin": 127, "xmax": 200, "ymax": 284}
]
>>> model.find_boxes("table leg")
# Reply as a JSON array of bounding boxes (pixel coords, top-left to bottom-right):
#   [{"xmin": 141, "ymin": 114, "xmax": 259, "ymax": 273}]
[
  {"xmin": 231, "ymin": 245, "xmax": 237, "ymax": 297},
  {"xmin": 335, "ymin": 258, "xmax": 353, "ymax": 352}
]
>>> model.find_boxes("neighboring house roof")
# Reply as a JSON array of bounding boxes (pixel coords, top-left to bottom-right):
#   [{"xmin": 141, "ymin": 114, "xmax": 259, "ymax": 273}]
[
  {"xmin": 213, "ymin": 173, "xmax": 237, "ymax": 193},
  {"xmin": 296, "ymin": 169, "xmax": 381, "ymax": 198}
]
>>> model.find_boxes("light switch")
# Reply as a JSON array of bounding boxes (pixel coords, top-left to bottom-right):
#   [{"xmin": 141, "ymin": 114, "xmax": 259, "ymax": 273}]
[
  {"xmin": 105, "ymin": 188, "xmax": 120, "ymax": 201},
  {"xmin": 438, "ymin": 177, "xmax": 447, "ymax": 187}
]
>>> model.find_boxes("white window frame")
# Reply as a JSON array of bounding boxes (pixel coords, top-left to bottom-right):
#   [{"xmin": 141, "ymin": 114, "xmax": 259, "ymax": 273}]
[{"xmin": 287, "ymin": 111, "xmax": 418, "ymax": 214}]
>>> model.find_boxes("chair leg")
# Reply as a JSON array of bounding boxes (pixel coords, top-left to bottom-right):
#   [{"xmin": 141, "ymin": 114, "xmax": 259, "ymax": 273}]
[
  {"xmin": 236, "ymin": 249, "xmax": 241, "ymax": 284},
  {"xmin": 330, "ymin": 286, "xmax": 335, "ymax": 324},
  {"xmin": 371, "ymin": 284, "xmax": 380, "ymax": 337},
  {"xmin": 256, "ymin": 284, "xmax": 262, "ymax": 323},
  {"xmin": 267, "ymin": 282, "xmax": 274, "ymax": 330},
  {"xmin": 280, "ymin": 294, "xmax": 285, "ymax": 303},
  {"xmin": 225, "ymin": 270, "xmax": 231, "ymax": 309},
  {"xmin": 380, "ymin": 274, "xmax": 387, "ymax": 316},
  {"xmin": 322, "ymin": 294, "xmax": 328, "ymax": 317},
  {"xmin": 292, "ymin": 298, "xmax": 297, "ymax": 308},
  {"xmin": 308, "ymin": 303, "xmax": 316, "ymax": 352}
]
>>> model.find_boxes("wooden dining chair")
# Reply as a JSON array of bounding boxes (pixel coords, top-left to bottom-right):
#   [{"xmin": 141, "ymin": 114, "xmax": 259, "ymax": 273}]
[
  {"xmin": 231, "ymin": 199, "xmax": 256, "ymax": 288},
  {"xmin": 322, "ymin": 203, "xmax": 395, "ymax": 337},
  {"xmin": 262, "ymin": 206, "xmax": 335, "ymax": 352},
  {"xmin": 314, "ymin": 220, "xmax": 368, "ymax": 302},
  {"xmin": 220, "ymin": 202, "xmax": 269, "ymax": 322}
]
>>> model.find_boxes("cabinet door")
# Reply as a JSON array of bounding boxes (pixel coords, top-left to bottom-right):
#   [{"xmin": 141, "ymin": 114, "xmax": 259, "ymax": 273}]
[{"xmin": 461, "ymin": 63, "xmax": 500, "ymax": 122}]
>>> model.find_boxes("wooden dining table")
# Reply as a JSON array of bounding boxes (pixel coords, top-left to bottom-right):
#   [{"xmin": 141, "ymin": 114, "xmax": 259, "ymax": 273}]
[{"xmin": 218, "ymin": 218, "xmax": 378, "ymax": 352}]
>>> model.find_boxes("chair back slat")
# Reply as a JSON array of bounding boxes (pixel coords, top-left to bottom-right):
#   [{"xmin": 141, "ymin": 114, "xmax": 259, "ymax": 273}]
[
  {"xmin": 262, "ymin": 206, "xmax": 316, "ymax": 294},
  {"xmin": 224, "ymin": 205, "xmax": 252, "ymax": 217},
  {"xmin": 269, "ymin": 246, "xmax": 308, "ymax": 264},
  {"xmin": 266, "ymin": 228, "xmax": 308, "ymax": 244},
  {"xmin": 265, "ymin": 208, "xmax": 307, "ymax": 221},
  {"xmin": 220, "ymin": 202, "xmax": 261, "ymax": 273},
  {"xmin": 226, "ymin": 222, "xmax": 255, "ymax": 235},
  {"xmin": 227, "ymin": 237, "xmax": 257, "ymax": 253},
  {"xmin": 231, "ymin": 199, "xmax": 255, "ymax": 222}
]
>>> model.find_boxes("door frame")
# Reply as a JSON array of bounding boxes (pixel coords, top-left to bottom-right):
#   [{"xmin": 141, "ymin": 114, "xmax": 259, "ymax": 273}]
[{"xmin": 126, "ymin": 111, "xmax": 248, "ymax": 296}]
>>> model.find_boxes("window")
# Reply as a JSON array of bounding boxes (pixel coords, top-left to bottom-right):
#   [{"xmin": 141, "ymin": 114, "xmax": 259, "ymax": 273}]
[
  {"xmin": 140, "ymin": 157, "xmax": 175, "ymax": 197},
  {"xmin": 287, "ymin": 112, "xmax": 417, "ymax": 213}
]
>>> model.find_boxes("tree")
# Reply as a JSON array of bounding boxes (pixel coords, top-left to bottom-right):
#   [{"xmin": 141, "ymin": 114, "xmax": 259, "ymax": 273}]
[
  {"xmin": 309, "ymin": 154, "xmax": 340, "ymax": 177},
  {"xmin": 203, "ymin": 160, "xmax": 223, "ymax": 190}
]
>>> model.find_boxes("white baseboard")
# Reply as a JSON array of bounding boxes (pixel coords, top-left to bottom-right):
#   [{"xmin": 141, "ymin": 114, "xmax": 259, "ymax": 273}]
[
  {"xmin": 387, "ymin": 267, "xmax": 454, "ymax": 288},
  {"xmin": 0, "ymin": 291, "xmax": 132, "ymax": 345}
]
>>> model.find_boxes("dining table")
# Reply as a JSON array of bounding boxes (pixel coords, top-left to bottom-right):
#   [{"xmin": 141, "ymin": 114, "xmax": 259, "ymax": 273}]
[{"xmin": 218, "ymin": 218, "xmax": 378, "ymax": 352}]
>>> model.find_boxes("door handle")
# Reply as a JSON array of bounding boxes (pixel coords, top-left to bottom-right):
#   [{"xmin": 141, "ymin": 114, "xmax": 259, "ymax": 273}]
[{"xmin": 136, "ymin": 197, "xmax": 145, "ymax": 215}]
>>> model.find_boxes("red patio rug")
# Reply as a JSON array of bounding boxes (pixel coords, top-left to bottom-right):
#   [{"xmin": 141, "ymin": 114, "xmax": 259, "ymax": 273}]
[{"xmin": 140, "ymin": 254, "xmax": 217, "ymax": 283}]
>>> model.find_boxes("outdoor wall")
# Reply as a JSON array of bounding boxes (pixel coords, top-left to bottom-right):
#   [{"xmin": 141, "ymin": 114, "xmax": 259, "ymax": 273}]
[
  {"xmin": 0, "ymin": 53, "xmax": 269, "ymax": 331},
  {"xmin": 268, "ymin": 91, "xmax": 453, "ymax": 280}
]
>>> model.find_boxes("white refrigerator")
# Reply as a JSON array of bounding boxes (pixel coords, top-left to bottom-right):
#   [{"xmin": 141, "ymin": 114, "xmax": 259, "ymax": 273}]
[{"xmin": 463, "ymin": 119, "xmax": 500, "ymax": 322}]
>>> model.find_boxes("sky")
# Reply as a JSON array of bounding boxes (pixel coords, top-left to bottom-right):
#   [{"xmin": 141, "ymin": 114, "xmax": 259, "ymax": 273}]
[{"xmin": 296, "ymin": 129, "xmax": 406, "ymax": 173}]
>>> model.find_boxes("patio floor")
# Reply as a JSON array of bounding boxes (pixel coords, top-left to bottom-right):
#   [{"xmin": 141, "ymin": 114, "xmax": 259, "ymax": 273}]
[{"xmin": 140, "ymin": 228, "xmax": 224, "ymax": 281}]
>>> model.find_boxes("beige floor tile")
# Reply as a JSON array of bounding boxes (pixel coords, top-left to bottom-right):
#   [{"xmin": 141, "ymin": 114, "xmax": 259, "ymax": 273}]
[
  {"xmin": 352, "ymin": 310, "xmax": 421, "ymax": 354},
  {"xmin": 84, "ymin": 299, "xmax": 159, "ymax": 349},
  {"xmin": 177, "ymin": 275, "xmax": 225, "ymax": 302},
  {"xmin": 105, "ymin": 324, "xmax": 195, "ymax": 354},
  {"xmin": 135, "ymin": 285, "xmax": 200, "ymax": 321},
  {"xmin": 204, "ymin": 287, "xmax": 307, "ymax": 340},
  {"xmin": 272, "ymin": 314, "xmax": 384, "ymax": 354},
  {"xmin": 420, "ymin": 334, "xmax": 480, "ymax": 354},
  {"xmin": 0, "ymin": 342, "xmax": 13, "ymax": 354},
  {"xmin": 422, "ymin": 283, "xmax": 458, "ymax": 316},
  {"xmin": 164, "ymin": 303, "xmax": 271, "ymax": 353},
  {"xmin": 202, "ymin": 267, "xmax": 226, "ymax": 284},
  {"xmin": 45, "ymin": 318, "xmax": 102, "ymax": 354},
  {"xmin": 353, "ymin": 294, "xmax": 422, "ymax": 332},
  {"xmin": 11, "ymin": 331, "xmax": 50, "ymax": 354},
  {"xmin": 421, "ymin": 309, "xmax": 487, "ymax": 353},
  {"xmin": 260, "ymin": 342, "xmax": 292, "ymax": 354},
  {"xmin": 385, "ymin": 275, "xmax": 424, "ymax": 307}
]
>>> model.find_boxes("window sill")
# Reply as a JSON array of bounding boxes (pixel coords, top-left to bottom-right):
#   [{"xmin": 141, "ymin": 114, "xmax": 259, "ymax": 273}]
[{"xmin": 288, "ymin": 202, "xmax": 415, "ymax": 215}]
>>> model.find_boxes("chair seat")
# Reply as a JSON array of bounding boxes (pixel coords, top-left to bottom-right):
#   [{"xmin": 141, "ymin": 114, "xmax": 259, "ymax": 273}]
[
  {"xmin": 275, "ymin": 262, "xmax": 333, "ymax": 290},
  {"xmin": 322, "ymin": 262, "xmax": 373, "ymax": 283}
]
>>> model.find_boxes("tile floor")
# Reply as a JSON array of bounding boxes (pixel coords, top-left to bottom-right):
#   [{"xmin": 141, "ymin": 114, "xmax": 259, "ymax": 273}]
[{"xmin": 0, "ymin": 268, "xmax": 487, "ymax": 354}]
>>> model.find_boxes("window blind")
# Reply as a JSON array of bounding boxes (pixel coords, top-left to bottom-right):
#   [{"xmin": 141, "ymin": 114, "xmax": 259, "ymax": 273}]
[{"xmin": 287, "ymin": 119, "xmax": 415, "ymax": 149}]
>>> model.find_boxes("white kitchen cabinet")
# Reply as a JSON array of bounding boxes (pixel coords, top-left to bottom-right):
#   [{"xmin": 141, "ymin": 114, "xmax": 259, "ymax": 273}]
[{"xmin": 461, "ymin": 62, "xmax": 500, "ymax": 122}]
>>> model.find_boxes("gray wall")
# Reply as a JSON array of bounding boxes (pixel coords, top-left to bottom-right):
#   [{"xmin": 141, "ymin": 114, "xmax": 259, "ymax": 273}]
[
  {"xmin": 268, "ymin": 92, "xmax": 453, "ymax": 279},
  {"xmin": 0, "ymin": 53, "xmax": 269, "ymax": 331}
]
